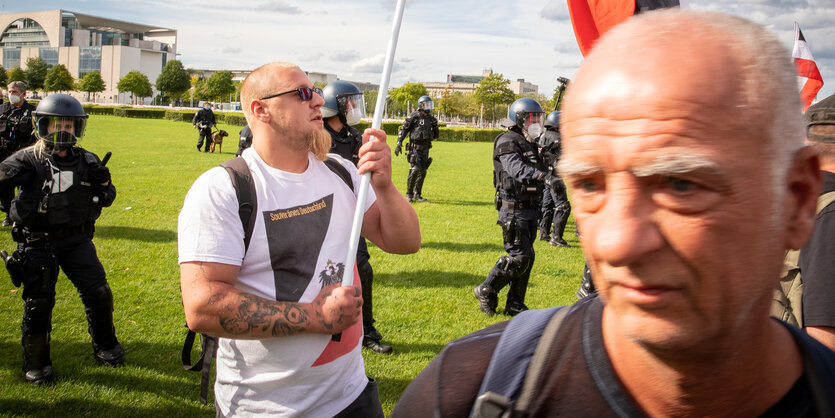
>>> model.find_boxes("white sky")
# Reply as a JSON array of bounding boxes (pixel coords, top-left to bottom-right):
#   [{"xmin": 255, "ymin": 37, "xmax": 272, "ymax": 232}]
[{"xmin": 3, "ymin": 0, "xmax": 835, "ymax": 99}]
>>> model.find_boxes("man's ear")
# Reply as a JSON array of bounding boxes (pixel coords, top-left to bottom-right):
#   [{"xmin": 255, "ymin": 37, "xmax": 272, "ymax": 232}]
[
  {"xmin": 784, "ymin": 145, "xmax": 822, "ymax": 250},
  {"xmin": 250, "ymin": 99, "xmax": 270, "ymax": 122}
]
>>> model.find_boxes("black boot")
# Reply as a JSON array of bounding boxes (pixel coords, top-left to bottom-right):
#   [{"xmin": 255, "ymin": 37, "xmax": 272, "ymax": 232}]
[
  {"xmin": 22, "ymin": 333, "xmax": 53, "ymax": 385},
  {"xmin": 414, "ymin": 169, "xmax": 428, "ymax": 202},
  {"xmin": 576, "ymin": 263, "xmax": 596, "ymax": 299},
  {"xmin": 406, "ymin": 166, "xmax": 419, "ymax": 201},
  {"xmin": 21, "ymin": 296, "xmax": 55, "ymax": 385},
  {"xmin": 473, "ymin": 284, "xmax": 498, "ymax": 316},
  {"xmin": 81, "ymin": 284, "xmax": 125, "ymax": 367},
  {"xmin": 538, "ymin": 228, "xmax": 551, "ymax": 242}
]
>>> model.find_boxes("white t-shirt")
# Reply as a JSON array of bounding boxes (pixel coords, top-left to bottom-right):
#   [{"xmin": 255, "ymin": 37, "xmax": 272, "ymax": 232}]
[{"xmin": 178, "ymin": 148, "xmax": 377, "ymax": 417}]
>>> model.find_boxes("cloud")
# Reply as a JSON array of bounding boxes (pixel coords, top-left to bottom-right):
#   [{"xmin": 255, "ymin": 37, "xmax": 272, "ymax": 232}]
[
  {"xmin": 220, "ymin": 47, "xmax": 242, "ymax": 54},
  {"xmin": 541, "ymin": 0, "xmax": 570, "ymax": 21},
  {"xmin": 349, "ymin": 54, "xmax": 386, "ymax": 73},
  {"xmin": 331, "ymin": 50, "xmax": 361, "ymax": 62},
  {"xmin": 256, "ymin": 1, "xmax": 302, "ymax": 14}
]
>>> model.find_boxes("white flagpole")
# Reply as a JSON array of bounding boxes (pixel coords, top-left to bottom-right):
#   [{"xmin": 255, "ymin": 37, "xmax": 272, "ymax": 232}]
[{"xmin": 341, "ymin": 0, "xmax": 407, "ymax": 287}]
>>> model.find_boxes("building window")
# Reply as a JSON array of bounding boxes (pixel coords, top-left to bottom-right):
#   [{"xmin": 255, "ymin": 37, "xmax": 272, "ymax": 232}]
[
  {"xmin": 79, "ymin": 47, "xmax": 101, "ymax": 78},
  {"xmin": 0, "ymin": 18, "xmax": 50, "ymax": 48},
  {"xmin": 3, "ymin": 47, "xmax": 20, "ymax": 69},
  {"xmin": 39, "ymin": 47, "xmax": 58, "ymax": 66}
]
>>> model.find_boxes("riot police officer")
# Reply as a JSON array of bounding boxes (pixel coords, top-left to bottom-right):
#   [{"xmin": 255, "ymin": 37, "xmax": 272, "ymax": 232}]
[
  {"xmin": 0, "ymin": 81, "xmax": 37, "ymax": 226},
  {"xmin": 322, "ymin": 80, "xmax": 392, "ymax": 354},
  {"xmin": 236, "ymin": 124, "xmax": 252, "ymax": 157},
  {"xmin": 474, "ymin": 98, "xmax": 559, "ymax": 316},
  {"xmin": 0, "ymin": 94, "xmax": 122, "ymax": 385},
  {"xmin": 192, "ymin": 103, "xmax": 216, "ymax": 152},
  {"xmin": 537, "ymin": 111, "xmax": 571, "ymax": 247},
  {"xmin": 394, "ymin": 95, "xmax": 439, "ymax": 202}
]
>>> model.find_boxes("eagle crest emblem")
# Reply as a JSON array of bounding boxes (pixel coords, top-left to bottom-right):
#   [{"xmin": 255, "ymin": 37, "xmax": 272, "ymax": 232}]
[{"xmin": 318, "ymin": 259, "xmax": 345, "ymax": 286}]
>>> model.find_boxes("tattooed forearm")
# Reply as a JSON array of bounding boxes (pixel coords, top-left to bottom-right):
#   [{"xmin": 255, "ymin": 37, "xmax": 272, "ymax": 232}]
[{"xmin": 217, "ymin": 293, "xmax": 311, "ymax": 337}]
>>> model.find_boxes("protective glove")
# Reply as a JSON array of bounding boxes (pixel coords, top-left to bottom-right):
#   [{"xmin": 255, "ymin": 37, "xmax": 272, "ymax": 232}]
[
  {"xmin": 88, "ymin": 165, "xmax": 111, "ymax": 184},
  {"xmin": 538, "ymin": 173, "xmax": 558, "ymax": 188},
  {"xmin": 394, "ymin": 142, "xmax": 402, "ymax": 156}
]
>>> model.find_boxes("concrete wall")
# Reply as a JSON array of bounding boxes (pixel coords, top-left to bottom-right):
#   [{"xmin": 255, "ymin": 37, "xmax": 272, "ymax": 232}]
[{"xmin": 0, "ymin": 9, "xmax": 62, "ymax": 47}]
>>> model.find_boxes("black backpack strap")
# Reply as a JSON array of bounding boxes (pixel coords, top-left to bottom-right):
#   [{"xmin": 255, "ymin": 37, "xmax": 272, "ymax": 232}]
[
  {"xmin": 470, "ymin": 306, "xmax": 568, "ymax": 418},
  {"xmin": 324, "ymin": 157, "xmax": 354, "ymax": 192},
  {"xmin": 181, "ymin": 328, "xmax": 219, "ymax": 404},
  {"xmin": 220, "ymin": 157, "xmax": 257, "ymax": 252}
]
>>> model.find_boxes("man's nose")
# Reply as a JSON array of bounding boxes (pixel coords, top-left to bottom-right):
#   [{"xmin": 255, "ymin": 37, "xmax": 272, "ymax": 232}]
[
  {"xmin": 587, "ymin": 180, "xmax": 663, "ymax": 267},
  {"xmin": 311, "ymin": 92, "xmax": 325, "ymax": 108}
]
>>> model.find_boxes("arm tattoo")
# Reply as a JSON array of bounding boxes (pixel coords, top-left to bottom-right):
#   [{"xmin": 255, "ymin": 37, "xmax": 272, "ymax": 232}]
[{"xmin": 217, "ymin": 293, "xmax": 311, "ymax": 337}]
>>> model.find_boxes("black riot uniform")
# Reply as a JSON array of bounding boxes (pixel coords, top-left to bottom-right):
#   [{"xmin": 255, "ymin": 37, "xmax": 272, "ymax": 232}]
[
  {"xmin": 322, "ymin": 78, "xmax": 392, "ymax": 354},
  {"xmin": 536, "ymin": 126, "xmax": 571, "ymax": 247},
  {"xmin": 395, "ymin": 103, "xmax": 439, "ymax": 202},
  {"xmin": 192, "ymin": 106, "xmax": 216, "ymax": 152},
  {"xmin": 236, "ymin": 125, "xmax": 252, "ymax": 157},
  {"xmin": 0, "ymin": 94, "xmax": 123, "ymax": 385},
  {"xmin": 476, "ymin": 127, "xmax": 550, "ymax": 316},
  {"xmin": 0, "ymin": 99, "xmax": 37, "ymax": 221}
]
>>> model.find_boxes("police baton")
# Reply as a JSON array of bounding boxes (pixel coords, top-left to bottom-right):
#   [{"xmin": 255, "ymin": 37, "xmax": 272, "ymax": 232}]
[
  {"xmin": 101, "ymin": 151, "xmax": 112, "ymax": 166},
  {"xmin": 554, "ymin": 77, "xmax": 570, "ymax": 111},
  {"xmin": 333, "ymin": 0, "xmax": 407, "ymax": 342}
]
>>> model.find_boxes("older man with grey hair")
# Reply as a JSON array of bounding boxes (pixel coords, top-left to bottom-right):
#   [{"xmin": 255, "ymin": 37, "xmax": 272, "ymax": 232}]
[
  {"xmin": 394, "ymin": 9, "xmax": 835, "ymax": 417},
  {"xmin": 0, "ymin": 81, "xmax": 36, "ymax": 226}
]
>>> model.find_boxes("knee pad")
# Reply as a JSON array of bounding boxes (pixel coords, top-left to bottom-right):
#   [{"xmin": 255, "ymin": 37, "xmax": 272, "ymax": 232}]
[
  {"xmin": 505, "ymin": 255, "xmax": 532, "ymax": 277},
  {"xmin": 81, "ymin": 283, "xmax": 114, "ymax": 311}
]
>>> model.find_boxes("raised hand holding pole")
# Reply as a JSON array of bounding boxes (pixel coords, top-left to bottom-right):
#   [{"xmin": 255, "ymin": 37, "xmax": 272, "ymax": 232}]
[{"xmin": 333, "ymin": 0, "xmax": 407, "ymax": 341}]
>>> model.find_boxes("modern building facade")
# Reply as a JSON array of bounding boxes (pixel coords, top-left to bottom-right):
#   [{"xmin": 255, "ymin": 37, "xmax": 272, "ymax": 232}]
[
  {"xmin": 0, "ymin": 9, "xmax": 176, "ymax": 104},
  {"xmin": 424, "ymin": 69, "xmax": 539, "ymax": 98}
]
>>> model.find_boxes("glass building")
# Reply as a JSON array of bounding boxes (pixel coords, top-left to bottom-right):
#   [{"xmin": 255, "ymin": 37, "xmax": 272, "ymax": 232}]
[{"xmin": 0, "ymin": 9, "xmax": 177, "ymax": 104}]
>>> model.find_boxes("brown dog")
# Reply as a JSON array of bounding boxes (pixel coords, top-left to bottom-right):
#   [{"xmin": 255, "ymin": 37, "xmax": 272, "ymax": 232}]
[{"xmin": 210, "ymin": 130, "xmax": 229, "ymax": 153}]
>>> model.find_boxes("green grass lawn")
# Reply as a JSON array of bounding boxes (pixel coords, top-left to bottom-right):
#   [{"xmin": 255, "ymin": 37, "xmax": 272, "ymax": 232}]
[{"xmin": 0, "ymin": 115, "xmax": 585, "ymax": 417}]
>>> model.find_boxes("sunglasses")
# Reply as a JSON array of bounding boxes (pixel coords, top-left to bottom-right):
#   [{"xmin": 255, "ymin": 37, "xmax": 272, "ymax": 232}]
[{"xmin": 259, "ymin": 87, "xmax": 323, "ymax": 101}]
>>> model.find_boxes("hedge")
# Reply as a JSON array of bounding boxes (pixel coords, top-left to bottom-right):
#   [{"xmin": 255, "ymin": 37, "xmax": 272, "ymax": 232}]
[
  {"xmin": 164, "ymin": 110, "xmax": 194, "ymax": 122},
  {"xmin": 87, "ymin": 107, "xmax": 501, "ymax": 141}
]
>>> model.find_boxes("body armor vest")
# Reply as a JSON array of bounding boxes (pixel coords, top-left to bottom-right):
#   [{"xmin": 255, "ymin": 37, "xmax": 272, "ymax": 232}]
[{"xmin": 493, "ymin": 130, "xmax": 543, "ymax": 203}]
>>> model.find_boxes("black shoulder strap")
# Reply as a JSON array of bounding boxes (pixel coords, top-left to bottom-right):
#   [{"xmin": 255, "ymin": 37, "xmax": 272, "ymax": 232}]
[
  {"xmin": 470, "ymin": 306, "xmax": 569, "ymax": 418},
  {"xmin": 324, "ymin": 157, "xmax": 354, "ymax": 192},
  {"xmin": 220, "ymin": 157, "xmax": 257, "ymax": 253},
  {"xmin": 181, "ymin": 328, "xmax": 218, "ymax": 405}
]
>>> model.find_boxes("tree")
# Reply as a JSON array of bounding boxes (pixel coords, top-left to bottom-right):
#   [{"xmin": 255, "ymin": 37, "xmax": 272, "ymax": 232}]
[
  {"xmin": 44, "ymin": 64, "xmax": 75, "ymax": 93},
  {"xmin": 23, "ymin": 57, "xmax": 49, "ymax": 92},
  {"xmin": 8, "ymin": 67, "xmax": 25, "ymax": 83},
  {"xmin": 363, "ymin": 89, "xmax": 378, "ymax": 117},
  {"xmin": 117, "ymin": 70, "xmax": 152, "ymax": 104},
  {"xmin": 77, "ymin": 71, "xmax": 106, "ymax": 102},
  {"xmin": 155, "ymin": 60, "xmax": 191, "ymax": 106},
  {"xmin": 204, "ymin": 70, "xmax": 235, "ymax": 102},
  {"xmin": 389, "ymin": 82, "xmax": 428, "ymax": 113},
  {"xmin": 474, "ymin": 73, "xmax": 515, "ymax": 122},
  {"xmin": 0, "ymin": 65, "xmax": 6, "ymax": 88}
]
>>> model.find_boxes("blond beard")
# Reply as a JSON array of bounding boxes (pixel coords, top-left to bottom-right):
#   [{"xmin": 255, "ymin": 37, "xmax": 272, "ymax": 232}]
[{"xmin": 273, "ymin": 115, "xmax": 331, "ymax": 161}]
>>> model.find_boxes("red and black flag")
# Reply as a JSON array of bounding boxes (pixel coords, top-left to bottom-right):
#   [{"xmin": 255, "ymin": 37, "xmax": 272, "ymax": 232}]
[
  {"xmin": 792, "ymin": 23, "xmax": 824, "ymax": 111},
  {"xmin": 568, "ymin": 0, "xmax": 684, "ymax": 56}
]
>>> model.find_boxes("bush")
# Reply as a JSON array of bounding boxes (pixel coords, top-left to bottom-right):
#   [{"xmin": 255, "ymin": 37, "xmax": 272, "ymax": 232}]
[
  {"xmin": 83, "ymin": 105, "xmax": 114, "ymax": 115},
  {"xmin": 120, "ymin": 109, "xmax": 166, "ymax": 119},
  {"xmin": 438, "ymin": 127, "xmax": 503, "ymax": 142},
  {"xmin": 112, "ymin": 107, "xmax": 130, "ymax": 117},
  {"xmin": 224, "ymin": 114, "xmax": 247, "ymax": 126},
  {"xmin": 164, "ymin": 110, "xmax": 194, "ymax": 122}
]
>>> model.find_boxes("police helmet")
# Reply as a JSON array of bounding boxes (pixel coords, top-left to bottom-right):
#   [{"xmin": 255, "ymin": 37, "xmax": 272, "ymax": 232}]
[
  {"xmin": 321, "ymin": 81, "xmax": 366, "ymax": 125},
  {"xmin": 418, "ymin": 95, "xmax": 434, "ymax": 112},
  {"xmin": 507, "ymin": 98, "xmax": 544, "ymax": 130},
  {"xmin": 34, "ymin": 93, "xmax": 88, "ymax": 148},
  {"xmin": 544, "ymin": 111, "xmax": 561, "ymax": 129}
]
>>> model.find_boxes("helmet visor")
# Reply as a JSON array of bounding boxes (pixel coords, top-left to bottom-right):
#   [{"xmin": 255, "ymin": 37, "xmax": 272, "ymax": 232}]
[
  {"xmin": 420, "ymin": 100, "xmax": 434, "ymax": 111},
  {"xmin": 523, "ymin": 112, "xmax": 544, "ymax": 129},
  {"xmin": 339, "ymin": 93, "xmax": 366, "ymax": 125},
  {"xmin": 36, "ymin": 116, "xmax": 87, "ymax": 145}
]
